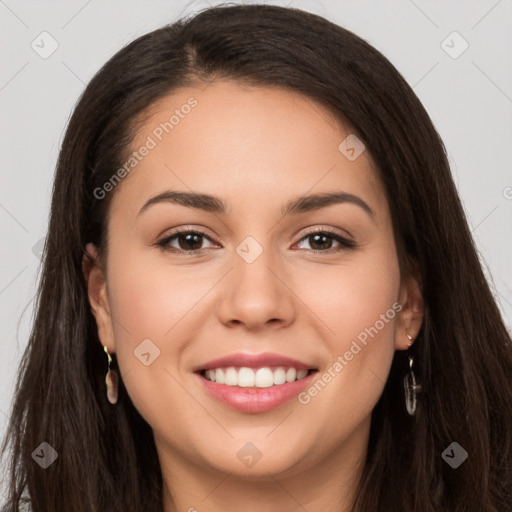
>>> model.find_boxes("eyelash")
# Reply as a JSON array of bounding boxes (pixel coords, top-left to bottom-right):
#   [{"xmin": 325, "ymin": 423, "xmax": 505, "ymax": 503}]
[{"xmin": 155, "ymin": 227, "xmax": 357, "ymax": 255}]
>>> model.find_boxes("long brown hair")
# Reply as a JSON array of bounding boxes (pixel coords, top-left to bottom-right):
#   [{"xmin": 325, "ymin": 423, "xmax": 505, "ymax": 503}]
[{"xmin": 2, "ymin": 4, "xmax": 511, "ymax": 511}]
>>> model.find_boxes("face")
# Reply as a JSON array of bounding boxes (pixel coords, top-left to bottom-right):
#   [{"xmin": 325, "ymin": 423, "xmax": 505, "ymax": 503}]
[{"xmin": 85, "ymin": 80, "xmax": 423, "ymax": 484}]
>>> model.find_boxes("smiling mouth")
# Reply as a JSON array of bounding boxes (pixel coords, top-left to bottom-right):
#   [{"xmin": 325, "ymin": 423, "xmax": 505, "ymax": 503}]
[{"xmin": 197, "ymin": 366, "xmax": 318, "ymax": 388}]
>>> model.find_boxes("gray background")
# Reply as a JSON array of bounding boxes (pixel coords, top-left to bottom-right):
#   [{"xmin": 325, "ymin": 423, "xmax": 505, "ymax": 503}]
[{"xmin": 1, "ymin": 0, "xmax": 511, "ymax": 486}]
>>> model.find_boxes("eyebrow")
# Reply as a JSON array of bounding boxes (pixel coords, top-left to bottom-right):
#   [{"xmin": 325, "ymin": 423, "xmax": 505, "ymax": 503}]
[{"xmin": 137, "ymin": 190, "xmax": 375, "ymax": 220}]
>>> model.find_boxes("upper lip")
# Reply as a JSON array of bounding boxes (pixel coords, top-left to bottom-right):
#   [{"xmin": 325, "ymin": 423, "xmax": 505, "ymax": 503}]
[{"xmin": 192, "ymin": 352, "xmax": 317, "ymax": 372}]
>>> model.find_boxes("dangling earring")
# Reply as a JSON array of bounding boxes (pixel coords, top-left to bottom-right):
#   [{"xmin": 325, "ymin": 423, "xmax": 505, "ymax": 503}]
[
  {"xmin": 104, "ymin": 346, "xmax": 118, "ymax": 405},
  {"xmin": 403, "ymin": 333, "xmax": 422, "ymax": 415}
]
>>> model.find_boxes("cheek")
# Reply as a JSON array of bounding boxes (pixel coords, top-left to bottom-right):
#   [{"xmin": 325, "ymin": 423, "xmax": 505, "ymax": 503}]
[
  {"xmin": 107, "ymin": 251, "xmax": 211, "ymax": 343},
  {"xmin": 296, "ymin": 245, "xmax": 400, "ymax": 405},
  {"xmin": 105, "ymin": 252, "xmax": 203, "ymax": 428},
  {"xmin": 302, "ymin": 245, "xmax": 400, "ymax": 343}
]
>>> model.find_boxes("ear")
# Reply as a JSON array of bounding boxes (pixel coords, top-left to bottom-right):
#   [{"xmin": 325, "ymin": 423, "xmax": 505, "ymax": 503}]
[
  {"xmin": 395, "ymin": 258, "xmax": 424, "ymax": 350},
  {"xmin": 82, "ymin": 242, "xmax": 116, "ymax": 354}
]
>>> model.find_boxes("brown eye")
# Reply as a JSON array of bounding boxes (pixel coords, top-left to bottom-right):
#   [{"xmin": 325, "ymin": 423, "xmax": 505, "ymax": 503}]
[
  {"xmin": 157, "ymin": 229, "xmax": 216, "ymax": 254},
  {"xmin": 295, "ymin": 229, "xmax": 356, "ymax": 253}
]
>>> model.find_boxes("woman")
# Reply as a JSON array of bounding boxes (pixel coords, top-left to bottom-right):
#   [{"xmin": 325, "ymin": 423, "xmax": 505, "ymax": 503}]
[{"xmin": 1, "ymin": 3, "xmax": 511, "ymax": 511}]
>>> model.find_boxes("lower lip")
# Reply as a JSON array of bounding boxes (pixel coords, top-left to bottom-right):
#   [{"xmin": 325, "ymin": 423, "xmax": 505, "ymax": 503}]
[{"xmin": 196, "ymin": 371, "xmax": 317, "ymax": 413}]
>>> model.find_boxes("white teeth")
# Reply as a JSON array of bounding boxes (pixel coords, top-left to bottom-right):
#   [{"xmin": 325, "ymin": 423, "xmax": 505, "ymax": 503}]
[
  {"xmin": 285, "ymin": 367, "xmax": 296, "ymax": 383},
  {"xmin": 224, "ymin": 367, "xmax": 238, "ymax": 386},
  {"xmin": 215, "ymin": 368, "xmax": 224, "ymax": 384},
  {"xmin": 273, "ymin": 367, "xmax": 286, "ymax": 385},
  {"xmin": 255, "ymin": 368, "xmax": 274, "ymax": 388},
  {"xmin": 296, "ymin": 369, "xmax": 308, "ymax": 380},
  {"xmin": 238, "ymin": 367, "xmax": 255, "ymax": 387},
  {"xmin": 203, "ymin": 366, "xmax": 311, "ymax": 387}
]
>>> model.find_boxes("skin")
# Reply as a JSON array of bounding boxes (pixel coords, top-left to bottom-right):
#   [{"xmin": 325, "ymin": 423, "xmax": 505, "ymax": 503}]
[{"xmin": 83, "ymin": 80, "xmax": 424, "ymax": 512}]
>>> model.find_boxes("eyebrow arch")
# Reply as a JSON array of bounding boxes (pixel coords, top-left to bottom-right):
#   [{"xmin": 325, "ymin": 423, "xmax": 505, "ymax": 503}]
[
  {"xmin": 281, "ymin": 191, "xmax": 375, "ymax": 220},
  {"xmin": 137, "ymin": 190, "xmax": 375, "ymax": 221}
]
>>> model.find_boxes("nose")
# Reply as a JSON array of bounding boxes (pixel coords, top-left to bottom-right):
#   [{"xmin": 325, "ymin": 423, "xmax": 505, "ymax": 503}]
[{"xmin": 215, "ymin": 243, "xmax": 296, "ymax": 331}]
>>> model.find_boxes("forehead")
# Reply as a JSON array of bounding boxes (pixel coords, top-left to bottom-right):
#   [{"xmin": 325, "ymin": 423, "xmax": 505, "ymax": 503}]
[{"xmin": 110, "ymin": 80, "xmax": 385, "ymax": 219}]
